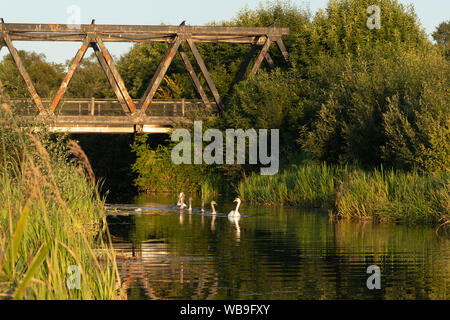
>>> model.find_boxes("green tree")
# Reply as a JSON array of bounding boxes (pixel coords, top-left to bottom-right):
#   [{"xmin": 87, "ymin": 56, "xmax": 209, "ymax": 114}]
[
  {"xmin": 117, "ymin": 43, "xmax": 196, "ymax": 99},
  {"xmin": 66, "ymin": 53, "xmax": 114, "ymax": 98},
  {"xmin": 433, "ymin": 20, "xmax": 450, "ymax": 46},
  {"xmin": 433, "ymin": 20, "xmax": 450, "ymax": 58},
  {"xmin": 302, "ymin": 43, "xmax": 450, "ymax": 171},
  {"xmin": 311, "ymin": 0, "xmax": 426, "ymax": 56},
  {"xmin": 296, "ymin": 0, "xmax": 449, "ymax": 172},
  {"xmin": 0, "ymin": 51, "xmax": 64, "ymax": 98}
]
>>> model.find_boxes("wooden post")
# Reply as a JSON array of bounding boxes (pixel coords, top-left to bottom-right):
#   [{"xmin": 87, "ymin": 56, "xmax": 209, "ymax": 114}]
[
  {"xmin": 0, "ymin": 43, "xmax": 5, "ymax": 101},
  {"xmin": 182, "ymin": 98, "xmax": 185, "ymax": 116},
  {"xmin": 90, "ymin": 97, "xmax": 95, "ymax": 116}
]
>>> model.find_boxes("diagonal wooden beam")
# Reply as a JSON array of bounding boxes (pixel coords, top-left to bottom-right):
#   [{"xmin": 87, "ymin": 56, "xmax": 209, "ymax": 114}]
[
  {"xmin": 274, "ymin": 37, "xmax": 291, "ymax": 67},
  {"xmin": 139, "ymin": 36, "xmax": 182, "ymax": 114},
  {"xmin": 96, "ymin": 38, "xmax": 136, "ymax": 113},
  {"xmin": 0, "ymin": 42, "xmax": 5, "ymax": 99},
  {"xmin": 249, "ymin": 37, "xmax": 272, "ymax": 77},
  {"xmin": 0, "ymin": 76, "xmax": 5, "ymax": 100},
  {"xmin": 186, "ymin": 39, "xmax": 224, "ymax": 111},
  {"xmin": 3, "ymin": 33, "xmax": 44, "ymax": 111},
  {"xmin": 50, "ymin": 36, "xmax": 90, "ymax": 111},
  {"xmin": 91, "ymin": 42, "xmax": 130, "ymax": 114},
  {"xmin": 227, "ymin": 37, "xmax": 285, "ymax": 101},
  {"xmin": 264, "ymin": 52, "xmax": 275, "ymax": 70},
  {"xmin": 227, "ymin": 39, "xmax": 263, "ymax": 97},
  {"xmin": 178, "ymin": 43, "xmax": 212, "ymax": 111}
]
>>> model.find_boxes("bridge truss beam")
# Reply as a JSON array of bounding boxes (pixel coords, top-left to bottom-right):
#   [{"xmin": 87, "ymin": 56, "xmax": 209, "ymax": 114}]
[{"xmin": 0, "ymin": 21, "xmax": 290, "ymax": 119}]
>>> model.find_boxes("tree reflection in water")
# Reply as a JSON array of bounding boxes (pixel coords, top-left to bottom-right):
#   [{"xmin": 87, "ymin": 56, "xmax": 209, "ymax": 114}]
[{"xmin": 106, "ymin": 194, "xmax": 450, "ymax": 300}]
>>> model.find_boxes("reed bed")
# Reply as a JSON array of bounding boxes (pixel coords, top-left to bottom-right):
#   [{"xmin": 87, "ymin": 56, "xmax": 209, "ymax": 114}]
[
  {"xmin": 237, "ymin": 163, "xmax": 340, "ymax": 207},
  {"xmin": 237, "ymin": 163, "xmax": 449, "ymax": 226},
  {"xmin": 0, "ymin": 103, "xmax": 124, "ymax": 300}
]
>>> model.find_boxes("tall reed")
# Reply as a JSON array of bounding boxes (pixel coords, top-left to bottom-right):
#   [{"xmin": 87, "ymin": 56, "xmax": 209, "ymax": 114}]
[
  {"xmin": 237, "ymin": 163, "xmax": 449, "ymax": 226},
  {"xmin": 238, "ymin": 163, "xmax": 340, "ymax": 207},
  {"xmin": 0, "ymin": 103, "xmax": 124, "ymax": 299}
]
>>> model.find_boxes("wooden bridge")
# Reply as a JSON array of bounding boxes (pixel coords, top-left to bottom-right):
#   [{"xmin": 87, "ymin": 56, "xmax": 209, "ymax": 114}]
[
  {"xmin": 8, "ymin": 98, "xmax": 215, "ymax": 133},
  {"xmin": 0, "ymin": 21, "xmax": 290, "ymax": 133}
]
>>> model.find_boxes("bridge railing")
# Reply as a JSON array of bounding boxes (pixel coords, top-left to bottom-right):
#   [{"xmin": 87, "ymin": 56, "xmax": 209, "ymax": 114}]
[{"xmin": 7, "ymin": 98, "xmax": 216, "ymax": 117}]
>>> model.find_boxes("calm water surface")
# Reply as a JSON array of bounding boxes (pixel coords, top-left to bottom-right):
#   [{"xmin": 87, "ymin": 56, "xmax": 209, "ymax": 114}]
[{"xmin": 106, "ymin": 194, "xmax": 450, "ymax": 300}]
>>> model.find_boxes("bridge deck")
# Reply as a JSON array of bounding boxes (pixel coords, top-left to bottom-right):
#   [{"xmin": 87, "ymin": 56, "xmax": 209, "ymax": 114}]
[{"xmin": 8, "ymin": 98, "xmax": 210, "ymax": 133}]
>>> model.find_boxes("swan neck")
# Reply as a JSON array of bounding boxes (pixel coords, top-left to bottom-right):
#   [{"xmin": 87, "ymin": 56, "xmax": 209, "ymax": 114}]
[{"xmin": 235, "ymin": 200, "xmax": 241, "ymax": 212}]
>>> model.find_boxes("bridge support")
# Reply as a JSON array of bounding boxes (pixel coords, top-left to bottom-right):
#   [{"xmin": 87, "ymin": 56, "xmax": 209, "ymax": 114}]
[
  {"xmin": 1, "ymin": 32, "xmax": 44, "ymax": 111},
  {"xmin": 49, "ymin": 37, "xmax": 90, "ymax": 112}
]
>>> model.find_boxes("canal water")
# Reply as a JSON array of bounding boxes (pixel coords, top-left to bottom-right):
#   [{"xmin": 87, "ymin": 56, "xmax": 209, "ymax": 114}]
[{"xmin": 106, "ymin": 194, "xmax": 450, "ymax": 300}]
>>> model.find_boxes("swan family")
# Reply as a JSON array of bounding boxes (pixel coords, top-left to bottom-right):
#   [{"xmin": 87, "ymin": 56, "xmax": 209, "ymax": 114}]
[{"xmin": 175, "ymin": 192, "xmax": 242, "ymax": 218}]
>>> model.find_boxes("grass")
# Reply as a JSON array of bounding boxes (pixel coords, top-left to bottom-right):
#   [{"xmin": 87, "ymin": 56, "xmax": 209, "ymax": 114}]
[
  {"xmin": 237, "ymin": 163, "xmax": 449, "ymax": 226},
  {"xmin": 237, "ymin": 163, "xmax": 339, "ymax": 207},
  {"xmin": 0, "ymin": 102, "xmax": 124, "ymax": 299}
]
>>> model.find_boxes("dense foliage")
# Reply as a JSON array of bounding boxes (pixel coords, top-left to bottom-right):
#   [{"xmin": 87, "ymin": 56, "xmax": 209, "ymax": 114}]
[
  {"xmin": 0, "ymin": 0, "xmax": 448, "ymax": 214},
  {"xmin": 433, "ymin": 20, "xmax": 450, "ymax": 58},
  {"xmin": 0, "ymin": 51, "xmax": 64, "ymax": 98},
  {"xmin": 118, "ymin": 0, "xmax": 450, "ymax": 197}
]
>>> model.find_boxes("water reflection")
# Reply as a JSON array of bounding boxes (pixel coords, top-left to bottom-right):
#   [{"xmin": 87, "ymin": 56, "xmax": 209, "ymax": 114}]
[
  {"xmin": 106, "ymin": 194, "xmax": 450, "ymax": 300},
  {"xmin": 228, "ymin": 216, "xmax": 241, "ymax": 242}
]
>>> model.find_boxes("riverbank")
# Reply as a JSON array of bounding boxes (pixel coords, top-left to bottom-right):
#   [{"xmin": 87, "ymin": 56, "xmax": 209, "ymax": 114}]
[
  {"xmin": 237, "ymin": 163, "xmax": 449, "ymax": 226},
  {"xmin": 0, "ymin": 105, "xmax": 123, "ymax": 299}
]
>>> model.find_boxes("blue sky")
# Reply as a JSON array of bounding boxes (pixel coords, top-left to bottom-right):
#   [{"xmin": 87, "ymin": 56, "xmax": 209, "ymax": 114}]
[{"xmin": 0, "ymin": 0, "xmax": 449, "ymax": 63}]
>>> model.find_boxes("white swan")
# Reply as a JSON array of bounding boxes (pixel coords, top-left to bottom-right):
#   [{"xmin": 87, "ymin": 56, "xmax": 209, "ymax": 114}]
[
  {"xmin": 175, "ymin": 192, "xmax": 184, "ymax": 207},
  {"xmin": 210, "ymin": 201, "xmax": 217, "ymax": 215},
  {"xmin": 187, "ymin": 197, "xmax": 193, "ymax": 213},
  {"xmin": 201, "ymin": 199, "xmax": 205, "ymax": 214},
  {"xmin": 179, "ymin": 193, "xmax": 187, "ymax": 209},
  {"xmin": 228, "ymin": 198, "xmax": 241, "ymax": 217}
]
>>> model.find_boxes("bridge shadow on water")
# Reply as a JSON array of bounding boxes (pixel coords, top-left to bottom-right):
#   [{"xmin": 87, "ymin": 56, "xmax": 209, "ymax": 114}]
[{"xmin": 74, "ymin": 132, "xmax": 170, "ymax": 202}]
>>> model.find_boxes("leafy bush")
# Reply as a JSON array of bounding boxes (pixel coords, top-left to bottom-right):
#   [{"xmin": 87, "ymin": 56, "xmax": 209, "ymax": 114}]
[
  {"xmin": 302, "ymin": 44, "xmax": 450, "ymax": 172},
  {"xmin": 131, "ymin": 134, "xmax": 222, "ymax": 196}
]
